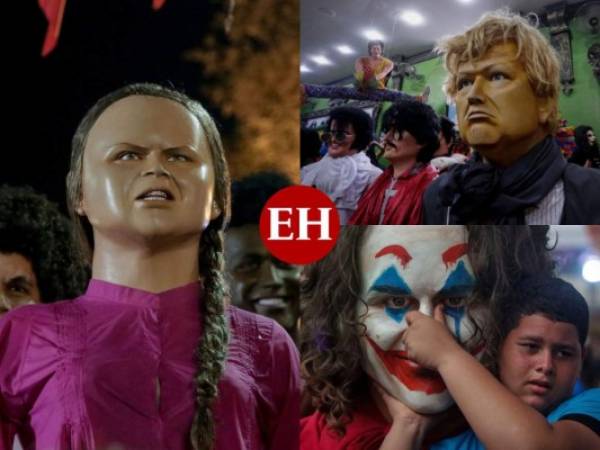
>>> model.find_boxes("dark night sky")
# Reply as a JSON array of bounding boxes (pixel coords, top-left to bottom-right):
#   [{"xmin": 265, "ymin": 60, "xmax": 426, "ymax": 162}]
[{"xmin": 2, "ymin": 0, "xmax": 227, "ymax": 211}]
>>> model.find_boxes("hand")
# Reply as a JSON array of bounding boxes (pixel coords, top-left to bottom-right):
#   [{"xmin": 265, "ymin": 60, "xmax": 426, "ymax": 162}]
[
  {"xmin": 374, "ymin": 382, "xmax": 456, "ymax": 450},
  {"xmin": 376, "ymin": 383, "xmax": 423, "ymax": 424},
  {"xmin": 374, "ymin": 383, "xmax": 440, "ymax": 433},
  {"xmin": 403, "ymin": 305, "xmax": 463, "ymax": 370}
]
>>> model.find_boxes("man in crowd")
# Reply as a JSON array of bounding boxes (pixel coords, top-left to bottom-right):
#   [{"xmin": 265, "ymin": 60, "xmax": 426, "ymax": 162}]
[
  {"xmin": 224, "ymin": 171, "xmax": 301, "ymax": 342},
  {"xmin": 350, "ymin": 98, "xmax": 439, "ymax": 224}
]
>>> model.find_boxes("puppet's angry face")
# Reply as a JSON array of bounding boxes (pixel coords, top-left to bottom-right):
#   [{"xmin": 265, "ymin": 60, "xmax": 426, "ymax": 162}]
[
  {"xmin": 78, "ymin": 95, "xmax": 217, "ymax": 241},
  {"xmin": 358, "ymin": 226, "xmax": 486, "ymax": 413}
]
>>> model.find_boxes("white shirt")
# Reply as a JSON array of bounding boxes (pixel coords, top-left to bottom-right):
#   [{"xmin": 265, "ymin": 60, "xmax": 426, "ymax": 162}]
[
  {"xmin": 525, "ymin": 179, "xmax": 565, "ymax": 225},
  {"xmin": 301, "ymin": 152, "xmax": 382, "ymax": 224}
]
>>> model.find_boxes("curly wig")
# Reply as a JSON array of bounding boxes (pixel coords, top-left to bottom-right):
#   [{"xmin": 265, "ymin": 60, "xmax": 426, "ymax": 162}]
[
  {"xmin": 382, "ymin": 99, "xmax": 441, "ymax": 163},
  {"xmin": 327, "ymin": 107, "xmax": 374, "ymax": 152},
  {"xmin": 0, "ymin": 184, "xmax": 88, "ymax": 302}
]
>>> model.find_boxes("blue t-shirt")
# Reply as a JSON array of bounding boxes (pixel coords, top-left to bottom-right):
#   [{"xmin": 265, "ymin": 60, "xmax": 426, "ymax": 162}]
[{"xmin": 430, "ymin": 388, "xmax": 600, "ymax": 450}]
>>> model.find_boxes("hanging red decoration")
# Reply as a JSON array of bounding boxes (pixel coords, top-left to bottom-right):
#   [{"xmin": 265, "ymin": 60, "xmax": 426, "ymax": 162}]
[
  {"xmin": 152, "ymin": 0, "xmax": 167, "ymax": 10},
  {"xmin": 39, "ymin": 1, "xmax": 168, "ymax": 57},
  {"xmin": 39, "ymin": 0, "xmax": 67, "ymax": 57}
]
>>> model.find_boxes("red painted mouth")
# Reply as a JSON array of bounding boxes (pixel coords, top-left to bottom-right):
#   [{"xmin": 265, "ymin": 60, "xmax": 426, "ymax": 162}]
[
  {"xmin": 366, "ymin": 336, "xmax": 486, "ymax": 395},
  {"xmin": 366, "ymin": 335, "xmax": 447, "ymax": 394}
]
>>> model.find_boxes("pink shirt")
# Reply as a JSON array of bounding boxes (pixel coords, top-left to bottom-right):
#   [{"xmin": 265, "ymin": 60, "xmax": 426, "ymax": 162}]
[{"xmin": 0, "ymin": 280, "xmax": 300, "ymax": 450}]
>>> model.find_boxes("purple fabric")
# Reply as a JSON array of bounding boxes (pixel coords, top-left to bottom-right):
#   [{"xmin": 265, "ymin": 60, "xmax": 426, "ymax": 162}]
[{"xmin": 0, "ymin": 279, "xmax": 300, "ymax": 450}]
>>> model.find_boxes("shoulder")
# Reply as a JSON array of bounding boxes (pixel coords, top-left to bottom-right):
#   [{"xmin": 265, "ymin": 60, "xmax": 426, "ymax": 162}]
[
  {"xmin": 301, "ymin": 401, "xmax": 389, "ymax": 450},
  {"xmin": 548, "ymin": 388, "xmax": 600, "ymax": 422},
  {"xmin": 562, "ymin": 165, "xmax": 600, "ymax": 223},
  {"xmin": 0, "ymin": 305, "xmax": 38, "ymax": 363},
  {"xmin": 1, "ymin": 297, "xmax": 87, "ymax": 350},
  {"xmin": 301, "ymin": 156, "xmax": 347, "ymax": 184},
  {"xmin": 228, "ymin": 306, "xmax": 298, "ymax": 358},
  {"xmin": 563, "ymin": 163, "xmax": 600, "ymax": 187},
  {"xmin": 1, "ymin": 301, "xmax": 65, "ymax": 344},
  {"xmin": 422, "ymin": 175, "xmax": 448, "ymax": 224},
  {"xmin": 0, "ymin": 301, "xmax": 79, "ymax": 414},
  {"xmin": 301, "ymin": 160, "xmax": 322, "ymax": 182},
  {"xmin": 354, "ymin": 153, "xmax": 382, "ymax": 174},
  {"xmin": 422, "ymin": 164, "xmax": 439, "ymax": 181},
  {"xmin": 1, "ymin": 298, "xmax": 82, "ymax": 345},
  {"xmin": 426, "ymin": 169, "xmax": 446, "ymax": 190},
  {"xmin": 429, "ymin": 430, "xmax": 483, "ymax": 450},
  {"xmin": 227, "ymin": 307, "xmax": 300, "ymax": 415},
  {"xmin": 229, "ymin": 305, "xmax": 276, "ymax": 338},
  {"xmin": 423, "ymin": 171, "xmax": 445, "ymax": 202}
]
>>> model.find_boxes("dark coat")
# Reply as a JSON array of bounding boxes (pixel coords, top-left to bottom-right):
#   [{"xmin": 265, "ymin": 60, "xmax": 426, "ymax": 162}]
[{"xmin": 423, "ymin": 163, "xmax": 600, "ymax": 224}]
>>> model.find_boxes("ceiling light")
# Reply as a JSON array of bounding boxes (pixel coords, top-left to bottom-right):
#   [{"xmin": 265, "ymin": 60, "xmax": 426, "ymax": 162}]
[
  {"xmin": 398, "ymin": 10, "xmax": 425, "ymax": 26},
  {"xmin": 300, "ymin": 64, "xmax": 312, "ymax": 73},
  {"xmin": 336, "ymin": 45, "xmax": 355, "ymax": 55},
  {"xmin": 310, "ymin": 55, "xmax": 333, "ymax": 66},
  {"xmin": 582, "ymin": 257, "xmax": 600, "ymax": 283},
  {"xmin": 362, "ymin": 29, "xmax": 384, "ymax": 41}
]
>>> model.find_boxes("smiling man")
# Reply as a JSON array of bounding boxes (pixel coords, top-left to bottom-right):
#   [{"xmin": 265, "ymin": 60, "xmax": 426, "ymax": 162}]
[
  {"xmin": 225, "ymin": 171, "xmax": 301, "ymax": 341},
  {"xmin": 423, "ymin": 10, "xmax": 600, "ymax": 224},
  {"xmin": 301, "ymin": 107, "xmax": 382, "ymax": 224}
]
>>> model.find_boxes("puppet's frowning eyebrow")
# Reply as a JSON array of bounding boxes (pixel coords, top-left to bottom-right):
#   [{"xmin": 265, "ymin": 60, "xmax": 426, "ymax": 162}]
[
  {"xmin": 375, "ymin": 245, "xmax": 412, "ymax": 268},
  {"xmin": 441, "ymin": 243, "xmax": 468, "ymax": 268}
]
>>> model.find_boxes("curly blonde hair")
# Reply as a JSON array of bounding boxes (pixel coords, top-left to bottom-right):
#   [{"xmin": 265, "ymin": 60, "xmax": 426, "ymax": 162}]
[{"xmin": 436, "ymin": 9, "xmax": 561, "ymax": 133}]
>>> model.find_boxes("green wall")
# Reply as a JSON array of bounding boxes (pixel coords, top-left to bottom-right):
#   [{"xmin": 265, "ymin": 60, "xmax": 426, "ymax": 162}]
[
  {"xmin": 554, "ymin": 27, "xmax": 600, "ymax": 131},
  {"xmin": 404, "ymin": 56, "xmax": 448, "ymax": 118},
  {"xmin": 407, "ymin": 26, "xmax": 600, "ymax": 130},
  {"xmin": 303, "ymin": 26, "xmax": 599, "ymax": 131}
]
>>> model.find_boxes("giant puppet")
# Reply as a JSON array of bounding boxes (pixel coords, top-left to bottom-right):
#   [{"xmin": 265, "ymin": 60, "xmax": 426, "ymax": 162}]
[
  {"xmin": 0, "ymin": 83, "xmax": 300, "ymax": 450},
  {"xmin": 423, "ymin": 10, "xmax": 600, "ymax": 224}
]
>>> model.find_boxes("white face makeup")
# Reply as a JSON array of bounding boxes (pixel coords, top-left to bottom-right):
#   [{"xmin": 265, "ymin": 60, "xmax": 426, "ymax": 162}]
[{"xmin": 358, "ymin": 226, "xmax": 486, "ymax": 413}]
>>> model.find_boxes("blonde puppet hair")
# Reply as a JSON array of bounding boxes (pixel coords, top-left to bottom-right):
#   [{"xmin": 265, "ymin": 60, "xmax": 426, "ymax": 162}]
[{"xmin": 436, "ymin": 9, "xmax": 561, "ymax": 133}]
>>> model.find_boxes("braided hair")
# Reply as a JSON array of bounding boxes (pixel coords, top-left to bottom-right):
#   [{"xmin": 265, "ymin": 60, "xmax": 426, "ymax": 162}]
[{"xmin": 66, "ymin": 83, "xmax": 231, "ymax": 450}]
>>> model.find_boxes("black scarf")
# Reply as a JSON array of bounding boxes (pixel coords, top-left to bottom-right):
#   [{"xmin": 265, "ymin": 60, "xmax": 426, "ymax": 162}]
[{"xmin": 438, "ymin": 136, "xmax": 567, "ymax": 224}]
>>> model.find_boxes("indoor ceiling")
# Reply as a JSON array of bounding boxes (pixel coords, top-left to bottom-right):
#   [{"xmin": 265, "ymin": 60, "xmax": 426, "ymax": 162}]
[{"xmin": 301, "ymin": 0, "xmax": 588, "ymax": 84}]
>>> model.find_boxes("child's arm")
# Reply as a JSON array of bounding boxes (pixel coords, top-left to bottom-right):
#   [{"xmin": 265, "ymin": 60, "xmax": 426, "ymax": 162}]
[{"xmin": 403, "ymin": 306, "xmax": 599, "ymax": 450}]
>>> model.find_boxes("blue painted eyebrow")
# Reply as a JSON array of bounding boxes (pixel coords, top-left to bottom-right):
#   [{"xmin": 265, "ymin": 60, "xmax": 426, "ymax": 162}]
[
  {"xmin": 369, "ymin": 266, "xmax": 412, "ymax": 296},
  {"xmin": 439, "ymin": 261, "xmax": 475, "ymax": 297}
]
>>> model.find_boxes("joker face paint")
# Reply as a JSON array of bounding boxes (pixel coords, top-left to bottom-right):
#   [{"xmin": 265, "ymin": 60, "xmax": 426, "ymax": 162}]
[{"xmin": 358, "ymin": 226, "xmax": 485, "ymax": 413}]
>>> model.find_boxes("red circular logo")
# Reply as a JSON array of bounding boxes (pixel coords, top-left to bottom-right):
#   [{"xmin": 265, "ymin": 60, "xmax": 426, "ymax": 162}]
[{"xmin": 259, "ymin": 186, "xmax": 340, "ymax": 265}]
